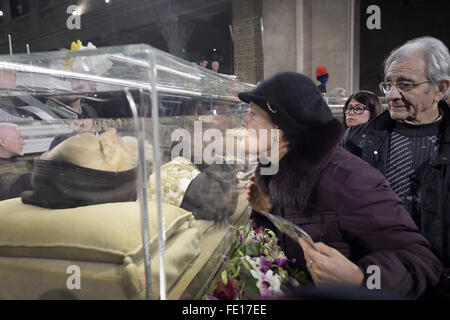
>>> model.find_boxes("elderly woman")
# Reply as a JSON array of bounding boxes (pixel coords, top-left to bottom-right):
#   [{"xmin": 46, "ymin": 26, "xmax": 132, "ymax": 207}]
[
  {"xmin": 343, "ymin": 91, "xmax": 383, "ymax": 129},
  {"xmin": 238, "ymin": 71, "xmax": 442, "ymax": 299}
]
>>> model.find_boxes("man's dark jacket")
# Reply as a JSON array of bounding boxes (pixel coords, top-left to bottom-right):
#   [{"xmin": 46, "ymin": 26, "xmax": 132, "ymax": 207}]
[
  {"xmin": 252, "ymin": 119, "xmax": 442, "ymax": 299},
  {"xmin": 343, "ymin": 101, "xmax": 450, "ymax": 268}
]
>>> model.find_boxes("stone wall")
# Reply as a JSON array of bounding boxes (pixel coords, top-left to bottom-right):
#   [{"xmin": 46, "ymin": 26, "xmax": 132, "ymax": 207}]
[
  {"xmin": 311, "ymin": 0, "xmax": 353, "ymax": 94},
  {"xmin": 261, "ymin": 0, "xmax": 359, "ymax": 93},
  {"xmin": 231, "ymin": 0, "xmax": 264, "ymax": 84},
  {"xmin": 262, "ymin": 0, "xmax": 298, "ymax": 78}
]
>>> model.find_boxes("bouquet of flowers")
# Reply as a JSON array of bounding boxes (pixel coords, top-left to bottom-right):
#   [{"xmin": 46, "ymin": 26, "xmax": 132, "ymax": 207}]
[{"xmin": 207, "ymin": 222, "xmax": 308, "ymax": 300}]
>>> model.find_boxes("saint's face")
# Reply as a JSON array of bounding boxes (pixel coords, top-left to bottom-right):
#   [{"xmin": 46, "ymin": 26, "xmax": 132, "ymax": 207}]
[{"xmin": 42, "ymin": 128, "xmax": 133, "ymax": 172}]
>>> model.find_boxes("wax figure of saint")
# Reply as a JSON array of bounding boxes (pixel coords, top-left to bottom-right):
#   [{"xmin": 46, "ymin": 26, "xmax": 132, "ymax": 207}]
[
  {"xmin": 22, "ymin": 128, "xmax": 239, "ymax": 223},
  {"xmin": 21, "ymin": 128, "xmax": 137, "ymax": 209}
]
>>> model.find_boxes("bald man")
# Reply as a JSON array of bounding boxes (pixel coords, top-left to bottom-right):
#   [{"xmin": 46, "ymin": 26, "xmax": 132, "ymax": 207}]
[
  {"xmin": 0, "ymin": 124, "xmax": 31, "ymax": 201},
  {"xmin": 0, "ymin": 124, "xmax": 25, "ymax": 159}
]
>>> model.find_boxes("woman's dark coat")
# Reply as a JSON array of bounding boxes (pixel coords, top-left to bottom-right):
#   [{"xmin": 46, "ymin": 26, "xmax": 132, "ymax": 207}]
[{"xmin": 251, "ymin": 119, "xmax": 443, "ymax": 299}]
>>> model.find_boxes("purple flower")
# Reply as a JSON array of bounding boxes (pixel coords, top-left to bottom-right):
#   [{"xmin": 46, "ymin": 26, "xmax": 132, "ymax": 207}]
[
  {"xmin": 206, "ymin": 295, "xmax": 219, "ymax": 300},
  {"xmin": 252, "ymin": 224, "xmax": 264, "ymax": 234},
  {"xmin": 275, "ymin": 258, "xmax": 287, "ymax": 267},
  {"xmin": 275, "ymin": 257, "xmax": 296, "ymax": 267},
  {"xmin": 258, "ymin": 274, "xmax": 274, "ymax": 297},
  {"xmin": 260, "ymin": 286, "xmax": 274, "ymax": 299},
  {"xmin": 258, "ymin": 256, "xmax": 272, "ymax": 273},
  {"xmin": 240, "ymin": 234, "xmax": 243, "ymax": 243}
]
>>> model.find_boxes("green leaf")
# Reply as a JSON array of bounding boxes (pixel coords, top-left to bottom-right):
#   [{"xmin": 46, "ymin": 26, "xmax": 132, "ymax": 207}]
[
  {"xmin": 221, "ymin": 270, "xmax": 228, "ymax": 285},
  {"xmin": 229, "ymin": 262, "xmax": 238, "ymax": 276},
  {"xmin": 265, "ymin": 229, "xmax": 276, "ymax": 238},
  {"xmin": 245, "ymin": 243, "xmax": 260, "ymax": 256},
  {"xmin": 229, "ymin": 266, "xmax": 241, "ymax": 280},
  {"xmin": 241, "ymin": 260, "xmax": 252, "ymax": 271},
  {"xmin": 239, "ymin": 265, "xmax": 252, "ymax": 278},
  {"xmin": 244, "ymin": 277, "xmax": 260, "ymax": 299},
  {"xmin": 229, "ymin": 240, "xmax": 239, "ymax": 256},
  {"xmin": 286, "ymin": 267, "xmax": 309, "ymax": 285},
  {"xmin": 231, "ymin": 225, "xmax": 244, "ymax": 231},
  {"xmin": 239, "ymin": 283, "xmax": 245, "ymax": 300}
]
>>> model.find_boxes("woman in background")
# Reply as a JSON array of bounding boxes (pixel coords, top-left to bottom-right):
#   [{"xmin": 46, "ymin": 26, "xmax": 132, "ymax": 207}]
[{"xmin": 343, "ymin": 91, "xmax": 383, "ymax": 129}]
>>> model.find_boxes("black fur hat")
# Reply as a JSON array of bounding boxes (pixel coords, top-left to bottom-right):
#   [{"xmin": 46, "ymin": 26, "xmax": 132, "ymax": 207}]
[{"xmin": 238, "ymin": 72, "xmax": 332, "ymax": 139}]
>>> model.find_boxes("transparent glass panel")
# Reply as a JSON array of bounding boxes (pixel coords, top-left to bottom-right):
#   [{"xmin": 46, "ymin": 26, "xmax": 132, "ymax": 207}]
[{"xmin": 0, "ymin": 43, "xmax": 255, "ymax": 300}]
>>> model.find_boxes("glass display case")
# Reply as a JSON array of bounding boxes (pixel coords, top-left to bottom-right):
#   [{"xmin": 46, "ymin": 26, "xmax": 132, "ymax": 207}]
[{"xmin": 0, "ymin": 43, "xmax": 256, "ymax": 300}]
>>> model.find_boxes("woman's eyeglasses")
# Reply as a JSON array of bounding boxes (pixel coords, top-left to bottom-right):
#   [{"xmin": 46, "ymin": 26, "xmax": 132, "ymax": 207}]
[{"xmin": 344, "ymin": 105, "xmax": 372, "ymax": 115}]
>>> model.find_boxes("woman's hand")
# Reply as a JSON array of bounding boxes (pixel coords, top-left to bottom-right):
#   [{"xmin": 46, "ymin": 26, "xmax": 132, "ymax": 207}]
[
  {"xmin": 299, "ymin": 238, "xmax": 364, "ymax": 288},
  {"xmin": 246, "ymin": 176, "xmax": 273, "ymax": 213}
]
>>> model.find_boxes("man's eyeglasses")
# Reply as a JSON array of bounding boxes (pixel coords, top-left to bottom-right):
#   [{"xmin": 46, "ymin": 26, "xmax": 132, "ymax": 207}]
[
  {"xmin": 344, "ymin": 105, "xmax": 372, "ymax": 115},
  {"xmin": 379, "ymin": 80, "xmax": 430, "ymax": 94}
]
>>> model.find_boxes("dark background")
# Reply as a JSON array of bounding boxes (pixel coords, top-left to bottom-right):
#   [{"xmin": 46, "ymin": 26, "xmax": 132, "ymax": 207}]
[{"xmin": 360, "ymin": 0, "xmax": 450, "ymax": 94}]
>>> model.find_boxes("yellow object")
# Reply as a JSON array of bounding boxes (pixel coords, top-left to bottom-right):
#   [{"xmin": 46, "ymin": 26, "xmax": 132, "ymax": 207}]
[
  {"xmin": 0, "ymin": 198, "xmax": 194, "ymax": 263},
  {"xmin": 64, "ymin": 40, "xmax": 83, "ymax": 71},
  {"xmin": 41, "ymin": 128, "xmax": 134, "ymax": 172},
  {"xmin": 0, "ymin": 228, "xmax": 200, "ymax": 299},
  {"xmin": 0, "ymin": 198, "xmax": 200, "ymax": 299},
  {"xmin": 63, "ymin": 39, "xmax": 113, "ymax": 74},
  {"xmin": 71, "ymin": 40, "xmax": 83, "ymax": 51},
  {"xmin": 149, "ymin": 157, "xmax": 201, "ymax": 207}
]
